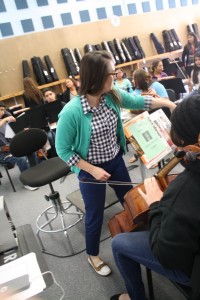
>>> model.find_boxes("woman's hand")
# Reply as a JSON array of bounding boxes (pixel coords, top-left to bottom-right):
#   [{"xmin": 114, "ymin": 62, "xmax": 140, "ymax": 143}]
[
  {"xmin": 90, "ymin": 166, "xmax": 111, "ymax": 181},
  {"xmin": 6, "ymin": 116, "xmax": 16, "ymax": 123},
  {"xmin": 138, "ymin": 177, "xmax": 163, "ymax": 206}
]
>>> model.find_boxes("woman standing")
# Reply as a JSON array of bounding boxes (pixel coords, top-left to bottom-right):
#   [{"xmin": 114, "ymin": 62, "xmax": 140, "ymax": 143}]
[
  {"xmin": 23, "ymin": 77, "xmax": 44, "ymax": 108},
  {"xmin": 114, "ymin": 68, "xmax": 134, "ymax": 93},
  {"xmin": 182, "ymin": 32, "xmax": 200, "ymax": 71},
  {"xmin": 62, "ymin": 77, "xmax": 79, "ymax": 103},
  {"xmin": 55, "ymin": 51, "xmax": 175, "ymax": 277}
]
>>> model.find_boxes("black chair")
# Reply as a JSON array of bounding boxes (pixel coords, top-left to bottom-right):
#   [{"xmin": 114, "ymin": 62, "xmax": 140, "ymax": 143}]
[
  {"xmin": 166, "ymin": 88, "xmax": 176, "ymax": 102},
  {"xmin": 9, "ymin": 128, "xmax": 84, "ymax": 254},
  {"xmin": 0, "ymin": 162, "xmax": 16, "ymax": 192}
]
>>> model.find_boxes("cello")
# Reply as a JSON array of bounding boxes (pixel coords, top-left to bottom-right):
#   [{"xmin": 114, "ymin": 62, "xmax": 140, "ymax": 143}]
[{"xmin": 108, "ymin": 144, "xmax": 200, "ymax": 237}]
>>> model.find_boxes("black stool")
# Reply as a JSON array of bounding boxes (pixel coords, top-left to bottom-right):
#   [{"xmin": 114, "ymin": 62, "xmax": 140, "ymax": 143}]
[{"xmin": 10, "ymin": 128, "xmax": 84, "ymax": 254}]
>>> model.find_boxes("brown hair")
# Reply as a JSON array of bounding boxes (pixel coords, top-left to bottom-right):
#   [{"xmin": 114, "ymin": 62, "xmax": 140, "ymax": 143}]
[
  {"xmin": 23, "ymin": 77, "xmax": 43, "ymax": 104},
  {"xmin": 151, "ymin": 60, "xmax": 162, "ymax": 73},
  {"xmin": 79, "ymin": 50, "xmax": 120, "ymax": 104},
  {"xmin": 133, "ymin": 69, "xmax": 152, "ymax": 91}
]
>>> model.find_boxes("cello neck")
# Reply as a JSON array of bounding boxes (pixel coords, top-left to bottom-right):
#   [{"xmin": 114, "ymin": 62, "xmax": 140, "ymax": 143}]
[{"xmin": 155, "ymin": 153, "xmax": 184, "ymax": 190}]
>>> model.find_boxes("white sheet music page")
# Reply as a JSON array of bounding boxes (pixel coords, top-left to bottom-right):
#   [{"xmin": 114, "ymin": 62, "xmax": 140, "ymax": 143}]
[
  {"xmin": 0, "ymin": 252, "xmax": 46, "ymax": 299},
  {"xmin": 4, "ymin": 123, "xmax": 15, "ymax": 139}
]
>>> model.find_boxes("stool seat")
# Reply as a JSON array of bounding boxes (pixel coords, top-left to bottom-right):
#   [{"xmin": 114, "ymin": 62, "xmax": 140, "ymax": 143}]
[{"xmin": 20, "ymin": 157, "xmax": 70, "ymax": 187}]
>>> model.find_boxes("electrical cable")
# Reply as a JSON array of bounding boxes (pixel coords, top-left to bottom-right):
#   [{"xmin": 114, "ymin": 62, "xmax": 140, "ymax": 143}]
[{"xmin": 42, "ymin": 234, "xmax": 111, "ymax": 258}]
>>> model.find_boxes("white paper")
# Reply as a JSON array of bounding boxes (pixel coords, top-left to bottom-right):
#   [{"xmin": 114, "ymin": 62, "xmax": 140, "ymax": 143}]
[
  {"xmin": 5, "ymin": 124, "xmax": 15, "ymax": 139},
  {"xmin": 0, "ymin": 252, "xmax": 46, "ymax": 300}
]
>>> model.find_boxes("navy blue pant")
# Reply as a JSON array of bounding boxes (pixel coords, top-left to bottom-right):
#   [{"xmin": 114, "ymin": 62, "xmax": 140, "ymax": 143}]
[
  {"xmin": 78, "ymin": 152, "xmax": 133, "ymax": 256},
  {"xmin": 112, "ymin": 231, "xmax": 190, "ymax": 300}
]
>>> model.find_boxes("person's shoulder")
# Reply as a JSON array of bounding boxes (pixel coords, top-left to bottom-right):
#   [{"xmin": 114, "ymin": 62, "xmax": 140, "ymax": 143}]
[{"xmin": 60, "ymin": 96, "xmax": 81, "ymax": 113}]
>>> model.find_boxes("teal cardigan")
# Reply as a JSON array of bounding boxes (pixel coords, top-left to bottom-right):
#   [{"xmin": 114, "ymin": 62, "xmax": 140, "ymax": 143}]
[{"xmin": 55, "ymin": 88, "xmax": 145, "ymax": 174}]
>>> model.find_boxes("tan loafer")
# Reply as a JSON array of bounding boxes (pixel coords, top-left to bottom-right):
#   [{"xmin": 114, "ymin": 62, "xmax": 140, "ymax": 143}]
[{"xmin": 88, "ymin": 256, "xmax": 112, "ymax": 276}]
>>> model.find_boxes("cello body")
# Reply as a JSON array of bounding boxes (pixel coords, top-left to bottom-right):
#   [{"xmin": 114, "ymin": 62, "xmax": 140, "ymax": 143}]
[{"xmin": 108, "ymin": 145, "xmax": 200, "ymax": 237}]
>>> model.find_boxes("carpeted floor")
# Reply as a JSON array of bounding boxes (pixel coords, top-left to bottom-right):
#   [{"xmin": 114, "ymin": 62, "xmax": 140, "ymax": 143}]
[{"xmin": 0, "ymin": 147, "xmax": 186, "ymax": 300}]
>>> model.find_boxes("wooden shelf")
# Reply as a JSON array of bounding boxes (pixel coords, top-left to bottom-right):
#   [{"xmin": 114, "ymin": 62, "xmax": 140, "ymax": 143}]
[{"xmin": 0, "ymin": 49, "xmax": 182, "ymax": 103}]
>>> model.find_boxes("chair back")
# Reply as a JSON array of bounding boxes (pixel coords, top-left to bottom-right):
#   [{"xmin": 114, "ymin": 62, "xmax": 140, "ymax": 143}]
[
  {"xmin": 166, "ymin": 89, "xmax": 176, "ymax": 102},
  {"xmin": 10, "ymin": 128, "xmax": 47, "ymax": 157}
]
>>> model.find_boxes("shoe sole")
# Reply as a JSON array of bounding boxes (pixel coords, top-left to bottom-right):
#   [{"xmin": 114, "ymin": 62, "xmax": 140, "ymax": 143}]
[{"xmin": 88, "ymin": 257, "xmax": 111, "ymax": 276}]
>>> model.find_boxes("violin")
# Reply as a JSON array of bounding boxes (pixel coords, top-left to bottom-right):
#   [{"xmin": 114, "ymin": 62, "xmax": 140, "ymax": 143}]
[{"xmin": 108, "ymin": 144, "xmax": 200, "ymax": 237}]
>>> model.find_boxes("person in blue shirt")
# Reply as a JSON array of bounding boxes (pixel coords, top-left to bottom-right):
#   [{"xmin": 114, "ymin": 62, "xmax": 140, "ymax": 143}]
[
  {"xmin": 114, "ymin": 68, "xmax": 134, "ymax": 93},
  {"xmin": 133, "ymin": 69, "xmax": 169, "ymax": 99}
]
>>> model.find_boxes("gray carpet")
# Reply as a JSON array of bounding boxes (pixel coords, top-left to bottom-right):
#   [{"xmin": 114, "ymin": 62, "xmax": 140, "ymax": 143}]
[{"xmin": 0, "ymin": 148, "xmax": 186, "ymax": 300}]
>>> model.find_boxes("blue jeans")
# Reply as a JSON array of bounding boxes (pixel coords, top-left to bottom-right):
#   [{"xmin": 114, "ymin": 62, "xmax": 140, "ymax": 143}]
[
  {"xmin": 0, "ymin": 152, "xmax": 29, "ymax": 172},
  {"xmin": 78, "ymin": 151, "xmax": 133, "ymax": 256},
  {"xmin": 112, "ymin": 231, "xmax": 191, "ymax": 300}
]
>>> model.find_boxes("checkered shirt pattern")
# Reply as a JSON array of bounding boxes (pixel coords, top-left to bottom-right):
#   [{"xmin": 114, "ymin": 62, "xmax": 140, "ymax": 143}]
[
  {"xmin": 67, "ymin": 94, "xmax": 153, "ymax": 166},
  {"xmin": 67, "ymin": 95, "xmax": 120, "ymax": 166}
]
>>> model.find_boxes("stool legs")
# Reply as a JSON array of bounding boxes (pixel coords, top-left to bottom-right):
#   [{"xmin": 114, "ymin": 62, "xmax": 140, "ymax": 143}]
[{"xmin": 36, "ymin": 190, "xmax": 84, "ymax": 254}]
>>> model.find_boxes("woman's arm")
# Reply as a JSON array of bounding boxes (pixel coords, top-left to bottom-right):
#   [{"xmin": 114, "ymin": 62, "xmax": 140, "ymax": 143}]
[
  {"xmin": 0, "ymin": 115, "xmax": 16, "ymax": 128},
  {"xmin": 76, "ymin": 159, "xmax": 111, "ymax": 181}
]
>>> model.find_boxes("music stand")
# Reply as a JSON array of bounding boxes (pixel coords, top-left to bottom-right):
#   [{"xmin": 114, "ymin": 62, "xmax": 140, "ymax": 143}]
[
  {"xmin": 159, "ymin": 78, "xmax": 186, "ymax": 99},
  {"xmin": 44, "ymin": 101, "xmax": 63, "ymax": 124}
]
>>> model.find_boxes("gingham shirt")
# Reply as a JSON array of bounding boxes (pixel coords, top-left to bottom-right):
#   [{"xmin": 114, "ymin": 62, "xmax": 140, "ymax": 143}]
[{"xmin": 67, "ymin": 94, "xmax": 153, "ymax": 166}]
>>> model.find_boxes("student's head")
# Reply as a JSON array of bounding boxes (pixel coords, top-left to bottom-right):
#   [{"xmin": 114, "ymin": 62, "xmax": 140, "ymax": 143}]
[
  {"xmin": 23, "ymin": 77, "xmax": 37, "ymax": 89},
  {"xmin": 170, "ymin": 95, "xmax": 200, "ymax": 146},
  {"xmin": 194, "ymin": 51, "xmax": 200, "ymax": 67},
  {"xmin": 133, "ymin": 69, "xmax": 151, "ymax": 90},
  {"xmin": 65, "ymin": 77, "xmax": 77, "ymax": 89},
  {"xmin": 115, "ymin": 68, "xmax": 124, "ymax": 80},
  {"xmin": 42, "ymin": 88, "xmax": 56, "ymax": 103},
  {"xmin": 187, "ymin": 32, "xmax": 199, "ymax": 46},
  {"xmin": 151, "ymin": 60, "xmax": 164, "ymax": 74},
  {"xmin": 79, "ymin": 50, "xmax": 115, "ymax": 96},
  {"xmin": 0, "ymin": 101, "xmax": 6, "ymax": 118}
]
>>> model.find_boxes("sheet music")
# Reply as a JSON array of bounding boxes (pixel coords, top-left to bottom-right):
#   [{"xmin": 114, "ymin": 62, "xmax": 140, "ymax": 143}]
[
  {"xmin": 4, "ymin": 124, "xmax": 15, "ymax": 139},
  {"xmin": 0, "ymin": 252, "xmax": 46, "ymax": 300}
]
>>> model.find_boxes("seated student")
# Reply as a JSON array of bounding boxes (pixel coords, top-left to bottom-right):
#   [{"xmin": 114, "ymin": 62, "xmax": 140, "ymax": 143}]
[
  {"xmin": 23, "ymin": 77, "xmax": 44, "ymax": 108},
  {"xmin": 62, "ymin": 77, "xmax": 79, "ymax": 103},
  {"xmin": 42, "ymin": 87, "xmax": 66, "ymax": 107},
  {"xmin": 190, "ymin": 51, "xmax": 200, "ymax": 93},
  {"xmin": 111, "ymin": 94, "xmax": 200, "ymax": 300},
  {"xmin": 114, "ymin": 68, "xmax": 134, "ymax": 93},
  {"xmin": 0, "ymin": 101, "xmax": 38, "ymax": 191},
  {"xmin": 150, "ymin": 60, "xmax": 168, "ymax": 80},
  {"xmin": 133, "ymin": 69, "xmax": 169, "ymax": 99},
  {"xmin": 42, "ymin": 88, "xmax": 66, "ymax": 158}
]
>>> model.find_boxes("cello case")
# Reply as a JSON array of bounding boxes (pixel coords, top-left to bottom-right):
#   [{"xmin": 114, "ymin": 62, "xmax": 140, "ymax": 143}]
[
  {"xmin": 94, "ymin": 44, "xmax": 102, "ymax": 51},
  {"xmin": 167, "ymin": 30, "xmax": 179, "ymax": 50},
  {"xmin": 22, "ymin": 60, "xmax": 30, "ymax": 78},
  {"xmin": 162, "ymin": 30, "xmax": 175, "ymax": 52},
  {"xmin": 192, "ymin": 23, "xmax": 200, "ymax": 39},
  {"xmin": 170, "ymin": 29, "xmax": 182, "ymax": 49},
  {"xmin": 84, "ymin": 44, "xmax": 96, "ymax": 53},
  {"xmin": 31, "ymin": 56, "xmax": 46, "ymax": 85},
  {"xmin": 74, "ymin": 48, "xmax": 82, "ymax": 65},
  {"xmin": 121, "ymin": 41, "xmax": 132, "ymax": 62},
  {"xmin": 61, "ymin": 48, "xmax": 79, "ymax": 77},
  {"xmin": 122, "ymin": 38, "xmax": 136, "ymax": 61},
  {"xmin": 38, "ymin": 57, "xmax": 53, "ymax": 83},
  {"xmin": 68, "ymin": 48, "xmax": 80, "ymax": 74},
  {"xmin": 113, "ymin": 38, "xmax": 126, "ymax": 63},
  {"xmin": 133, "ymin": 36, "xmax": 146, "ymax": 58},
  {"xmin": 107, "ymin": 41, "xmax": 121, "ymax": 64},
  {"xmin": 44, "ymin": 55, "xmax": 59, "ymax": 81},
  {"xmin": 101, "ymin": 41, "xmax": 118, "ymax": 65},
  {"xmin": 150, "ymin": 33, "xmax": 165, "ymax": 54},
  {"xmin": 127, "ymin": 37, "xmax": 141, "ymax": 59}
]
